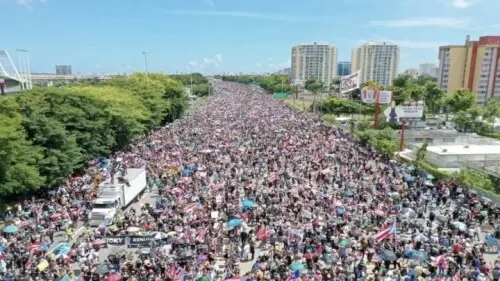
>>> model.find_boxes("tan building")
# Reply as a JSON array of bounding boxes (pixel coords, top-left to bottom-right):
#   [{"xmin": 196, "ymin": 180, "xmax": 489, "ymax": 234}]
[
  {"xmin": 351, "ymin": 42, "xmax": 400, "ymax": 87},
  {"xmin": 290, "ymin": 42, "xmax": 338, "ymax": 85},
  {"xmin": 438, "ymin": 35, "xmax": 500, "ymax": 104}
]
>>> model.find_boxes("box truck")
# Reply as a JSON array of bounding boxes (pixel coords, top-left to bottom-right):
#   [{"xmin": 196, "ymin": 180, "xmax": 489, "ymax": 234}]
[{"xmin": 89, "ymin": 168, "xmax": 147, "ymax": 226}]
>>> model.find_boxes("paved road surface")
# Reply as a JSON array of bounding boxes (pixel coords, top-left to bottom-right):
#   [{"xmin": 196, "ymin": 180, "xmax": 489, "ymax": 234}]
[{"xmin": 61, "ymin": 186, "xmax": 158, "ymax": 274}]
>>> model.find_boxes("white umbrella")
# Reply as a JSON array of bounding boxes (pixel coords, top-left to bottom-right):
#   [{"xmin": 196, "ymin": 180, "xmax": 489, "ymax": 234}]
[
  {"xmin": 152, "ymin": 231, "xmax": 169, "ymax": 240},
  {"xmin": 127, "ymin": 226, "xmax": 141, "ymax": 233}
]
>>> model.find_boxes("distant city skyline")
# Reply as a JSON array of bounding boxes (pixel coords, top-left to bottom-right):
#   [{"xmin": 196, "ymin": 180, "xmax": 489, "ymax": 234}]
[{"xmin": 1, "ymin": 0, "xmax": 496, "ymax": 74}]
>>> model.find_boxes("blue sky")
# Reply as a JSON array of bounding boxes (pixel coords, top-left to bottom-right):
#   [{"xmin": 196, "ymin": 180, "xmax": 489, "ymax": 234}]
[{"xmin": 0, "ymin": 0, "xmax": 499, "ymax": 74}]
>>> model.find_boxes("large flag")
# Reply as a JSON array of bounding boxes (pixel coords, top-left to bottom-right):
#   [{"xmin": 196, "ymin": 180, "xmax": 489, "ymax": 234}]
[
  {"xmin": 184, "ymin": 202, "xmax": 201, "ymax": 213},
  {"xmin": 195, "ymin": 228, "xmax": 207, "ymax": 242},
  {"xmin": 373, "ymin": 222, "xmax": 396, "ymax": 241},
  {"xmin": 257, "ymin": 226, "xmax": 269, "ymax": 241}
]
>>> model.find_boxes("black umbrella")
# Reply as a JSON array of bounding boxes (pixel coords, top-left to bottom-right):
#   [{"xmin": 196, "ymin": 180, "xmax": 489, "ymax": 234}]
[{"xmin": 380, "ymin": 249, "xmax": 397, "ymax": 261}]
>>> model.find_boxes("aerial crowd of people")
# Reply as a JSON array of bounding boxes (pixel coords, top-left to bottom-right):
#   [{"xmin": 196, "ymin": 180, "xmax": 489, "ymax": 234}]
[{"xmin": 1, "ymin": 81, "xmax": 500, "ymax": 281}]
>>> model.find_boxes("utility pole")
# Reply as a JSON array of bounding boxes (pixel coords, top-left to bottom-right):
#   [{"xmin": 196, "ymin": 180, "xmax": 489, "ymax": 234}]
[
  {"xmin": 190, "ymin": 73, "xmax": 193, "ymax": 96},
  {"xmin": 293, "ymin": 85, "xmax": 298, "ymax": 109},
  {"xmin": 142, "ymin": 50, "xmax": 149, "ymax": 76},
  {"xmin": 399, "ymin": 121, "xmax": 407, "ymax": 151}
]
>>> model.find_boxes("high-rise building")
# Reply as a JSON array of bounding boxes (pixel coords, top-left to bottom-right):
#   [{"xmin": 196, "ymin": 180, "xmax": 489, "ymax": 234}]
[
  {"xmin": 56, "ymin": 65, "xmax": 72, "ymax": 75},
  {"xmin": 291, "ymin": 42, "xmax": 338, "ymax": 85},
  {"xmin": 337, "ymin": 61, "xmax": 351, "ymax": 77},
  {"xmin": 351, "ymin": 42, "xmax": 400, "ymax": 87},
  {"xmin": 419, "ymin": 63, "xmax": 438, "ymax": 77},
  {"xmin": 404, "ymin": 68, "xmax": 420, "ymax": 77},
  {"xmin": 438, "ymin": 35, "xmax": 500, "ymax": 104}
]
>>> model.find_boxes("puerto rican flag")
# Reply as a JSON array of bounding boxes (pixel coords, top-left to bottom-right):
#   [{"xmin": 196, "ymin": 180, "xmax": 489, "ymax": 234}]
[
  {"xmin": 184, "ymin": 228, "xmax": 193, "ymax": 244},
  {"xmin": 452, "ymin": 272, "xmax": 461, "ymax": 281},
  {"xmin": 196, "ymin": 228, "xmax": 207, "ymax": 242},
  {"xmin": 167, "ymin": 264, "xmax": 185, "ymax": 281},
  {"xmin": 257, "ymin": 226, "xmax": 269, "ymax": 241},
  {"xmin": 184, "ymin": 202, "xmax": 201, "ymax": 213},
  {"xmin": 373, "ymin": 222, "xmax": 396, "ymax": 241}
]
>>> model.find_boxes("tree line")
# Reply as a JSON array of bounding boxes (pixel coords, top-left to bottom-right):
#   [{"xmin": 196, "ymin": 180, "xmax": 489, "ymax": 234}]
[
  {"xmin": 0, "ymin": 73, "xmax": 189, "ymax": 197},
  {"xmin": 220, "ymin": 74, "xmax": 292, "ymax": 94},
  {"xmin": 170, "ymin": 73, "xmax": 212, "ymax": 97}
]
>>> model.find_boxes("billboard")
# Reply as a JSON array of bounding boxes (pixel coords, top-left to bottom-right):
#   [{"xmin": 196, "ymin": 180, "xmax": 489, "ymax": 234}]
[
  {"xmin": 384, "ymin": 101, "xmax": 424, "ymax": 123},
  {"xmin": 401, "ymin": 101, "xmax": 424, "ymax": 119},
  {"xmin": 340, "ymin": 71, "xmax": 360, "ymax": 93},
  {"xmin": 360, "ymin": 88, "xmax": 392, "ymax": 104}
]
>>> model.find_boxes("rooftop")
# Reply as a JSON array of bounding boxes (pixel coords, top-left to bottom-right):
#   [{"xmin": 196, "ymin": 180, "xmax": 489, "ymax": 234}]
[{"xmin": 427, "ymin": 145, "xmax": 500, "ymax": 156}]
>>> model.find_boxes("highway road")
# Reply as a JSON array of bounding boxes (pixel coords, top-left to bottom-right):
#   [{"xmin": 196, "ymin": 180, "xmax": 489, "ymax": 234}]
[{"xmin": 2, "ymin": 85, "xmax": 21, "ymax": 94}]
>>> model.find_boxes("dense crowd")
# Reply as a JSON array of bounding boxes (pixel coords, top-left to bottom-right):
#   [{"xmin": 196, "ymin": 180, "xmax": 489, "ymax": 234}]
[{"xmin": 1, "ymin": 81, "xmax": 500, "ymax": 281}]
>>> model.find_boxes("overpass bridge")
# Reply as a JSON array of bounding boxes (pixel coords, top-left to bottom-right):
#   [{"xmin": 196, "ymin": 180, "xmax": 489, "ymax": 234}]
[{"xmin": 29, "ymin": 73, "xmax": 113, "ymax": 81}]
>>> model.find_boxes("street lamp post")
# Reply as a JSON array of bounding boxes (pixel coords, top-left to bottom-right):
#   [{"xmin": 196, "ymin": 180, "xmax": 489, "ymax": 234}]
[{"xmin": 142, "ymin": 50, "xmax": 149, "ymax": 76}]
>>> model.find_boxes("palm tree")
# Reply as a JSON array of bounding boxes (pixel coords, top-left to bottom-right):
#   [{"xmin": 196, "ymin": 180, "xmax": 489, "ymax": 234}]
[
  {"xmin": 329, "ymin": 78, "xmax": 341, "ymax": 97},
  {"xmin": 305, "ymin": 79, "xmax": 325, "ymax": 113}
]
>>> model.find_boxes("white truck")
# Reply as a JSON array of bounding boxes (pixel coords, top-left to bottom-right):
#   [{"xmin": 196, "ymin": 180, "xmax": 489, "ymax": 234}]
[{"xmin": 89, "ymin": 168, "xmax": 147, "ymax": 226}]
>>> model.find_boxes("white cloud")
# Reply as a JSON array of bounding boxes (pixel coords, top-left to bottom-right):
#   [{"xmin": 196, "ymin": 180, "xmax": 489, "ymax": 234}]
[
  {"xmin": 450, "ymin": 0, "xmax": 480, "ymax": 8},
  {"xmin": 164, "ymin": 10, "xmax": 322, "ymax": 23},
  {"xmin": 187, "ymin": 61, "xmax": 200, "ymax": 68},
  {"xmin": 368, "ymin": 17, "xmax": 470, "ymax": 28},
  {"xmin": 256, "ymin": 63, "xmax": 262, "ymax": 68},
  {"xmin": 15, "ymin": 0, "xmax": 45, "ymax": 9},
  {"xmin": 203, "ymin": 0, "xmax": 215, "ymax": 7},
  {"xmin": 371, "ymin": 38, "xmax": 447, "ymax": 49},
  {"xmin": 203, "ymin": 54, "xmax": 222, "ymax": 65}
]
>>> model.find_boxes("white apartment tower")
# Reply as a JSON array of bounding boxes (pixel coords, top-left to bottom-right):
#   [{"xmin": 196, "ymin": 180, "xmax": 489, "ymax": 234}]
[
  {"xmin": 291, "ymin": 42, "xmax": 338, "ymax": 85},
  {"xmin": 419, "ymin": 63, "xmax": 438, "ymax": 77},
  {"xmin": 351, "ymin": 42, "xmax": 400, "ymax": 87}
]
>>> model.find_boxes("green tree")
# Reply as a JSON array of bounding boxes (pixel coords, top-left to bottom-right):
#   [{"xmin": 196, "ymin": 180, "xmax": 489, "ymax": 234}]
[
  {"xmin": 305, "ymin": 79, "xmax": 325, "ymax": 113},
  {"xmin": 457, "ymin": 169, "xmax": 495, "ymax": 192},
  {"xmin": 0, "ymin": 98, "xmax": 45, "ymax": 195},
  {"xmin": 355, "ymin": 127, "xmax": 398, "ymax": 156},
  {"xmin": 445, "ymin": 89, "xmax": 476, "ymax": 113},
  {"xmin": 404, "ymin": 83, "xmax": 426, "ymax": 102},
  {"xmin": 259, "ymin": 74, "xmax": 291, "ymax": 93},
  {"xmin": 319, "ymin": 97, "xmax": 373, "ymax": 116},
  {"xmin": 140, "ymin": 73, "xmax": 188, "ymax": 121},
  {"xmin": 105, "ymin": 74, "xmax": 170, "ymax": 128},
  {"xmin": 192, "ymin": 83, "xmax": 210, "ymax": 97},
  {"xmin": 21, "ymin": 113, "xmax": 83, "ymax": 187},
  {"xmin": 0, "ymin": 72, "xmax": 196, "ymax": 197},
  {"xmin": 454, "ymin": 106, "xmax": 483, "ymax": 133},
  {"xmin": 424, "ymin": 81, "xmax": 445, "ymax": 116},
  {"xmin": 170, "ymin": 73, "xmax": 208, "ymax": 85},
  {"xmin": 329, "ymin": 77, "xmax": 341, "ymax": 96},
  {"xmin": 483, "ymin": 98, "xmax": 500, "ymax": 131},
  {"xmin": 389, "ymin": 75, "xmax": 420, "ymax": 104},
  {"xmin": 415, "ymin": 140, "xmax": 428, "ymax": 167},
  {"xmin": 349, "ymin": 119, "xmax": 356, "ymax": 135},
  {"xmin": 362, "ymin": 81, "xmax": 383, "ymax": 90}
]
